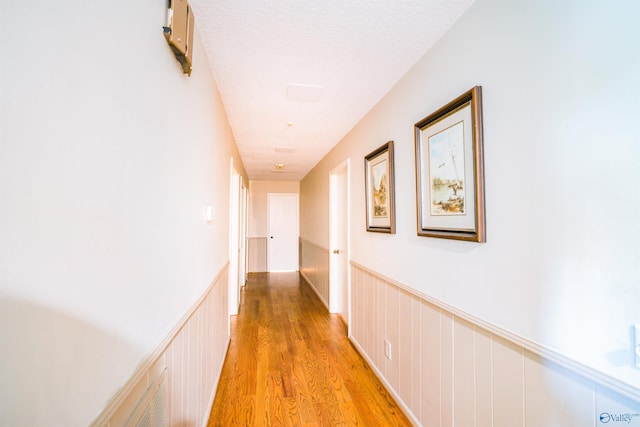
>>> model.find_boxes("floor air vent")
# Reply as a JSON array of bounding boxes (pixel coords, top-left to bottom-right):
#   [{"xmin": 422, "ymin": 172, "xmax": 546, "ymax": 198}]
[{"xmin": 126, "ymin": 367, "xmax": 168, "ymax": 427}]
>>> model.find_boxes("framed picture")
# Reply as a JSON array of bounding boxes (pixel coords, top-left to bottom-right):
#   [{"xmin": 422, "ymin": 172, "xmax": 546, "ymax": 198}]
[
  {"xmin": 414, "ymin": 86, "xmax": 485, "ymax": 242},
  {"xmin": 365, "ymin": 141, "xmax": 396, "ymax": 233}
]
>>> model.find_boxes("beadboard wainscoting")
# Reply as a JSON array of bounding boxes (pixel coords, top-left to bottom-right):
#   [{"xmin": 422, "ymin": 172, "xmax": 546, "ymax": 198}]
[
  {"xmin": 350, "ymin": 261, "xmax": 639, "ymax": 427},
  {"xmin": 247, "ymin": 237, "xmax": 267, "ymax": 273},
  {"xmin": 299, "ymin": 238, "xmax": 330, "ymax": 308},
  {"xmin": 92, "ymin": 265, "xmax": 230, "ymax": 427}
]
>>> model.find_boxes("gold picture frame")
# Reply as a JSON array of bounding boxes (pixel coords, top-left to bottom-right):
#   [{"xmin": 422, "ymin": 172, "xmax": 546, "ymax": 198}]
[
  {"xmin": 365, "ymin": 141, "xmax": 396, "ymax": 234},
  {"xmin": 414, "ymin": 86, "xmax": 486, "ymax": 242}
]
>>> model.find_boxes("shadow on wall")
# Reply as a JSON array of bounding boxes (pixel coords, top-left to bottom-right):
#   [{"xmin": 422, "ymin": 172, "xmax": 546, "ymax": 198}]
[
  {"xmin": 531, "ymin": 354, "xmax": 640, "ymax": 426},
  {"xmin": 0, "ymin": 295, "xmax": 137, "ymax": 426}
]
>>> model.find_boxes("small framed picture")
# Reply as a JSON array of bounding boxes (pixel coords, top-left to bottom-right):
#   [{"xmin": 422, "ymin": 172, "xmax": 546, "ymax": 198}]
[
  {"xmin": 415, "ymin": 86, "xmax": 486, "ymax": 242},
  {"xmin": 365, "ymin": 141, "xmax": 396, "ymax": 234}
]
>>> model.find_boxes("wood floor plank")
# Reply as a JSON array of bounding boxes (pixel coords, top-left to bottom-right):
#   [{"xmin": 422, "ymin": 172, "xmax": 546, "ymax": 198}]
[{"xmin": 208, "ymin": 272, "xmax": 412, "ymax": 426}]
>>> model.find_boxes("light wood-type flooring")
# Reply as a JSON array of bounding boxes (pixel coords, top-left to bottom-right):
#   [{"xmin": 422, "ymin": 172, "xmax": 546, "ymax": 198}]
[{"xmin": 207, "ymin": 272, "xmax": 412, "ymax": 426}]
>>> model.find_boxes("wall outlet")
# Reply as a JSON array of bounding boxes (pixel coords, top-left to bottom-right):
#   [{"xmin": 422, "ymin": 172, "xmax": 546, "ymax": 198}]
[
  {"xmin": 634, "ymin": 324, "xmax": 640, "ymax": 369},
  {"xmin": 384, "ymin": 339, "xmax": 392, "ymax": 360}
]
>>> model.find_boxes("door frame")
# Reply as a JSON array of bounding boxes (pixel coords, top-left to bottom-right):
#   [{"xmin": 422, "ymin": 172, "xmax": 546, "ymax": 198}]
[
  {"xmin": 329, "ymin": 160, "xmax": 350, "ymax": 325},
  {"xmin": 239, "ymin": 183, "xmax": 248, "ymax": 288},
  {"xmin": 228, "ymin": 159, "xmax": 242, "ymax": 316}
]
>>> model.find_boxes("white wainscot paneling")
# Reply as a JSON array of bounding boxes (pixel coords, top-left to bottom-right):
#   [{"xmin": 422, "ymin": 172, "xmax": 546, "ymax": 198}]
[
  {"xmin": 492, "ymin": 335, "xmax": 524, "ymax": 427},
  {"xmin": 349, "ymin": 262, "xmax": 639, "ymax": 427},
  {"xmin": 524, "ymin": 351, "xmax": 594, "ymax": 427},
  {"xmin": 91, "ymin": 265, "xmax": 230, "ymax": 427},
  {"xmin": 454, "ymin": 318, "xmax": 477, "ymax": 427},
  {"xmin": 299, "ymin": 238, "xmax": 329, "ymax": 307}
]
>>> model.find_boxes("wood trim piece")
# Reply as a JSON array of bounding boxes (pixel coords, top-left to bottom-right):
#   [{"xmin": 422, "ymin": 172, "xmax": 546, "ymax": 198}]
[{"xmin": 350, "ymin": 260, "xmax": 640, "ymax": 402}]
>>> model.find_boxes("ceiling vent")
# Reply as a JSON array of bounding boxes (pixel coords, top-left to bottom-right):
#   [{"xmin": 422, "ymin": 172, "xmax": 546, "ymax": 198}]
[
  {"xmin": 275, "ymin": 147, "xmax": 296, "ymax": 153},
  {"xmin": 286, "ymin": 83, "xmax": 323, "ymax": 102}
]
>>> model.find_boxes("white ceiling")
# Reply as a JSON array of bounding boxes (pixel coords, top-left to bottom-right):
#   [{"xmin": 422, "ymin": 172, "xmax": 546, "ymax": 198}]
[{"xmin": 191, "ymin": 0, "xmax": 476, "ymax": 181}]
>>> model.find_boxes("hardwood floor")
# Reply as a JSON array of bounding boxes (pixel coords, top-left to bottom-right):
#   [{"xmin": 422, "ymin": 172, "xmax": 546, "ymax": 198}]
[{"xmin": 208, "ymin": 272, "xmax": 412, "ymax": 426}]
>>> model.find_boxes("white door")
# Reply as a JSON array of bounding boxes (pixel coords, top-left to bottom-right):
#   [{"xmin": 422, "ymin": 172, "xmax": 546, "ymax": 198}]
[
  {"xmin": 268, "ymin": 193, "xmax": 299, "ymax": 272},
  {"xmin": 330, "ymin": 163, "xmax": 349, "ymax": 324}
]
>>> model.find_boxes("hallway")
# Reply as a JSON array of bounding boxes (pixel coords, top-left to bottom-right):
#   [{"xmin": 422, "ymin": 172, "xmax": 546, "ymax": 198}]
[{"xmin": 208, "ymin": 272, "xmax": 412, "ymax": 426}]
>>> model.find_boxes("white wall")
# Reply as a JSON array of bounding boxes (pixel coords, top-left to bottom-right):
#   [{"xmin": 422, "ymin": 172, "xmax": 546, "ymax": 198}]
[
  {"xmin": 0, "ymin": 1, "xmax": 246, "ymax": 425},
  {"xmin": 300, "ymin": 0, "xmax": 640, "ymax": 399},
  {"xmin": 248, "ymin": 180, "xmax": 300, "ymax": 237}
]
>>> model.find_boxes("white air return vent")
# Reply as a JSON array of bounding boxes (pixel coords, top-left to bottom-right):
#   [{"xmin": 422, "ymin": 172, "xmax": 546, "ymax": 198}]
[
  {"xmin": 275, "ymin": 147, "xmax": 296, "ymax": 154},
  {"xmin": 286, "ymin": 83, "xmax": 323, "ymax": 102},
  {"xmin": 126, "ymin": 367, "xmax": 168, "ymax": 427}
]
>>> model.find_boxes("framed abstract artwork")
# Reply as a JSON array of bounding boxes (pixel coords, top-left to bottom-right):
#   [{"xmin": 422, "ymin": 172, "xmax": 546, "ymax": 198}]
[
  {"xmin": 365, "ymin": 141, "xmax": 396, "ymax": 234},
  {"xmin": 415, "ymin": 86, "xmax": 486, "ymax": 242}
]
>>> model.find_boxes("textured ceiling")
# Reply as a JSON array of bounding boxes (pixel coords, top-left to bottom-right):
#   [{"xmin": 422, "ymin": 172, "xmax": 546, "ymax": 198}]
[{"xmin": 191, "ymin": 0, "xmax": 476, "ymax": 181}]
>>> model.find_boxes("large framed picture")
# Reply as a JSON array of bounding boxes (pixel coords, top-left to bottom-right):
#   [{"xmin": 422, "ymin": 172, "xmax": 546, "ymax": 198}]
[
  {"xmin": 414, "ymin": 86, "xmax": 485, "ymax": 242},
  {"xmin": 365, "ymin": 141, "xmax": 395, "ymax": 234}
]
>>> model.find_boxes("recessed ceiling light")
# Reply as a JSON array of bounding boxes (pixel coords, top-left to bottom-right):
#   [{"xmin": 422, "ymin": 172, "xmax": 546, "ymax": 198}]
[
  {"xmin": 287, "ymin": 122, "xmax": 294, "ymax": 127},
  {"xmin": 274, "ymin": 163, "xmax": 285, "ymax": 170}
]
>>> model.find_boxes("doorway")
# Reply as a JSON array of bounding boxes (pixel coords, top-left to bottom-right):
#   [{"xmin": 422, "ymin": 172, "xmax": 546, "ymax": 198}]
[
  {"xmin": 228, "ymin": 160, "xmax": 242, "ymax": 316},
  {"xmin": 267, "ymin": 193, "xmax": 299, "ymax": 272},
  {"xmin": 238, "ymin": 183, "xmax": 248, "ymax": 290},
  {"xmin": 330, "ymin": 161, "xmax": 349, "ymax": 325}
]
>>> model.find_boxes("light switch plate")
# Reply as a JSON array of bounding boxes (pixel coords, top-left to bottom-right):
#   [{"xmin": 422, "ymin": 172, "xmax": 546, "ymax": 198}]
[{"xmin": 205, "ymin": 206, "xmax": 215, "ymax": 222}]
